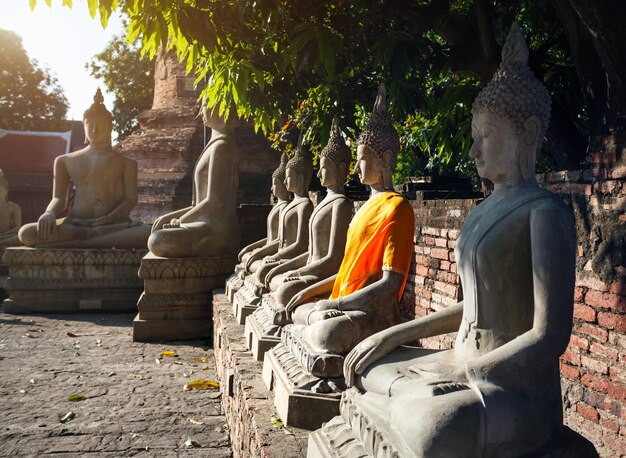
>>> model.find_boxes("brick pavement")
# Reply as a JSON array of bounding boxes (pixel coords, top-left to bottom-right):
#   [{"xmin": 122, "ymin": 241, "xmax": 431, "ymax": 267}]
[{"xmin": 0, "ymin": 311, "xmax": 232, "ymax": 457}]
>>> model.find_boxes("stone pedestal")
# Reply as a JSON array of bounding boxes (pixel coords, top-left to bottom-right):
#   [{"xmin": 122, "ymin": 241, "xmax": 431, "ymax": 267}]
[
  {"xmin": 0, "ymin": 247, "xmax": 9, "ymax": 301},
  {"xmin": 133, "ymin": 253, "xmax": 236, "ymax": 342},
  {"xmin": 2, "ymin": 247, "xmax": 147, "ymax": 314},
  {"xmin": 308, "ymin": 411, "xmax": 599, "ymax": 458},
  {"xmin": 262, "ymin": 342, "xmax": 343, "ymax": 430},
  {"xmin": 244, "ymin": 295, "xmax": 282, "ymax": 361},
  {"xmin": 224, "ymin": 267, "xmax": 244, "ymax": 303},
  {"xmin": 232, "ymin": 276, "xmax": 265, "ymax": 325}
]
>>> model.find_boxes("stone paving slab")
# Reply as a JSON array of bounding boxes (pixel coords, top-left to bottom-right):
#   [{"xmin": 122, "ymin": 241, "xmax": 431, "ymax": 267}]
[{"xmin": 0, "ymin": 310, "xmax": 232, "ymax": 457}]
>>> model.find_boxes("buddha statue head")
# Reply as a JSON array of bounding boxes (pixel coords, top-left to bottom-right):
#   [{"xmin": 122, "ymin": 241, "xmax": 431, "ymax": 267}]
[
  {"xmin": 0, "ymin": 170, "xmax": 8, "ymax": 203},
  {"xmin": 200, "ymin": 99, "xmax": 234, "ymax": 131},
  {"xmin": 319, "ymin": 117, "xmax": 352, "ymax": 193},
  {"xmin": 470, "ymin": 22, "xmax": 551, "ymax": 185},
  {"xmin": 271, "ymin": 153, "xmax": 290, "ymax": 200},
  {"xmin": 285, "ymin": 134, "xmax": 314, "ymax": 195},
  {"xmin": 356, "ymin": 84, "xmax": 400, "ymax": 189},
  {"xmin": 83, "ymin": 88, "xmax": 113, "ymax": 147}
]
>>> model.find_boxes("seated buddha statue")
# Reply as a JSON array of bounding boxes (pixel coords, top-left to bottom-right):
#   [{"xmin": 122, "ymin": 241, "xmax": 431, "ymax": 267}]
[
  {"xmin": 18, "ymin": 89, "xmax": 150, "ymax": 249},
  {"xmin": 225, "ymin": 154, "xmax": 290, "ymax": 299},
  {"xmin": 148, "ymin": 102, "xmax": 240, "ymax": 258},
  {"xmin": 335, "ymin": 23, "xmax": 577, "ymax": 457},
  {"xmin": 0, "ymin": 170, "xmax": 22, "ymax": 247},
  {"xmin": 234, "ymin": 139, "xmax": 313, "ymax": 310},
  {"xmin": 251, "ymin": 117, "xmax": 353, "ymax": 336},
  {"xmin": 278, "ymin": 85, "xmax": 415, "ymax": 379},
  {"xmin": 251, "ymin": 138, "xmax": 314, "ymax": 288}
]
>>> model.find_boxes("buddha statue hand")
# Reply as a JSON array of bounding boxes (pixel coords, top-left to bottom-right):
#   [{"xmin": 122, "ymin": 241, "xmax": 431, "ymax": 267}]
[
  {"xmin": 163, "ymin": 218, "xmax": 181, "ymax": 229},
  {"xmin": 272, "ymin": 307, "xmax": 290, "ymax": 326},
  {"xmin": 314, "ymin": 299, "xmax": 339, "ymax": 312},
  {"xmin": 284, "ymin": 271, "xmax": 301, "ymax": 282},
  {"xmin": 264, "ymin": 257, "xmax": 281, "ymax": 265},
  {"xmin": 343, "ymin": 330, "xmax": 398, "ymax": 387},
  {"xmin": 37, "ymin": 211, "xmax": 56, "ymax": 239}
]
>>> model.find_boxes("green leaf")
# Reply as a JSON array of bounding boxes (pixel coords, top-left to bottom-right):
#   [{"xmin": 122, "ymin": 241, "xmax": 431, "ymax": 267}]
[
  {"xmin": 29, "ymin": 0, "xmax": 37, "ymax": 10},
  {"xmin": 87, "ymin": 0, "xmax": 97, "ymax": 18},
  {"xmin": 62, "ymin": 0, "xmax": 73, "ymax": 6},
  {"xmin": 270, "ymin": 416, "xmax": 284, "ymax": 429},
  {"xmin": 68, "ymin": 393, "xmax": 85, "ymax": 402}
]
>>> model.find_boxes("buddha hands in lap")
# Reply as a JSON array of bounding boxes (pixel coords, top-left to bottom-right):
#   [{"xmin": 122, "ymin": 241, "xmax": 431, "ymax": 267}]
[
  {"xmin": 18, "ymin": 89, "xmax": 150, "ymax": 249},
  {"xmin": 341, "ymin": 23, "xmax": 576, "ymax": 457},
  {"xmin": 0, "ymin": 170, "xmax": 22, "ymax": 247},
  {"xmin": 264, "ymin": 118, "xmax": 353, "ymax": 328},
  {"xmin": 148, "ymin": 102, "xmax": 240, "ymax": 258},
  {"xmin": 282, "ymin": 85, "xmax": 415, "ymax": 375},
  {"xmin": 252, "ymin": 139, "xmax": 313, "ymax": 288}
]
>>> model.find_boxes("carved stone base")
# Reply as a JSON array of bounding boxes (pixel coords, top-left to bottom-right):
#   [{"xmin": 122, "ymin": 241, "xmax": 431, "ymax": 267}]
[
  {"xmin": 233, "ymin": 277, "xmax": 265, "ymax": 325},
  {"xmin": 225, "ymin": 266, "xmax": 244, "ymax": 303},
  {"xmin": 133, "ymin": 253, "xmax": 236, "ymax": 342},
  {"xmin": 2, "ymin": 247, "xmax": 146, "ymax": 314},
  {"xmin": 245, "ymin": 297, "xmax": 282, "ymax": 361},
  {"xmin": 282, "ymin": 324, "xmax": 345, "ymax": 378},
  {"xmin": 308, "ymin": 391, "xmax": 600, "ymax": 458},
  {"xmin": 263, "ymin": 343, "xmax": 343, "ymax": 430}
]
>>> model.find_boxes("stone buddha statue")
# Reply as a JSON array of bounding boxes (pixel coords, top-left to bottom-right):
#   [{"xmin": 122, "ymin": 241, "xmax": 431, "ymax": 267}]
[
  {"xmin": 148, "ymin": 102, "xmax": 240, "ymax": 258},
  {"xmin": 251, "ymin": 138, "xmax": 314, "ymax": 288},
  {"xmin": 320, "ymin": 23, "xmax": 577, "ymax": 457},
  {"xmin": 225, "ymin": 154, "xmax": 290, "ymax": 300},
  {"xmin": 18, "ymin": 89, "xmax": 150, "ymax": 249},
  {"xmin": 273, "ymin": 85, "xmax": 415, "ymax": 381},
  {"xmin": 248, "ymin": 117, "xmax": 353, "ymax": 341},
  {"xmin": 0, "ymin": 170, "xmax": 22, "ymax": 247},
  {"xmin": 233, "ymin": 138, "xmax": 313, "ymax": 320}
]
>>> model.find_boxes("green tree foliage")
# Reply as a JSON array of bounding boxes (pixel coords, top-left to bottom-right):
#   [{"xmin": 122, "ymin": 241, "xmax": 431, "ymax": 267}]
[
  {"xmin": 87, "ymin": 31, "xmax": 154, "ymax": 141},
  {"xmin": 34, "ymin": 0, "xmax": 625, "ymax": 181},
  {"xmin": 0, "ymin": 29, "xmax": 68, "ymax": 131}
]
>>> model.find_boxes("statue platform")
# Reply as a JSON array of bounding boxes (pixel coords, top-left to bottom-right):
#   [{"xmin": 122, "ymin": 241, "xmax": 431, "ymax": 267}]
[
  {"xmin": 308, "ymin": 406, "xmax": 600, "ymax": 457},
  {"xmin": 232, "ymin": 276, "xmax": 265, "ymax": 325},
  {"xmin": 2, "ymin": 247, "xmax": 147, "ymax": 314},
  {"xmin": 244, "ymin": 295, "xmax": 282, "ymax": 361},
  {"xmin": 224, "ymin": 267, "xmax": 244, "ymax": 303},
  {"xmin": 133, "ymin": 253, "xmax": 236, "ymax": 342}
]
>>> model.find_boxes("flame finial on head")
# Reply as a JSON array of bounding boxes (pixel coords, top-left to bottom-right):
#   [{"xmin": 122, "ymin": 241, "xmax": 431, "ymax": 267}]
[
  {"xmin": 357, "ymin": 84, "xmax": 400, "ymax": 160},
  {"xmin": 471, "ymin": 22, "xmax": 551, "ymax": 141},
  {"xmin": 320, "ymin": 117, "xmax": 352, "ymax": 167},
  {"xmin": 83, "ymin": 88, "xmax": 113, "ymax": 125}
]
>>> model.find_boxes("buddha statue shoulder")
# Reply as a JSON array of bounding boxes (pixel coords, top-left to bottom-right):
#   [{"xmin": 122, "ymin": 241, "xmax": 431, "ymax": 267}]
[
  {"xmin": 335, "ymin": 23, "xmax": 576, "ymax": 457},
  {"xmin": 18, "ymin": 89, "xmax": 150, "ymax": 249},
  {"xmin": 0, "ymin": 170, "xmax": 22, "ymax": 247},
  {"xmin": 148, "ymin": 102, "xmax": 240, "ymax": 258},
  {"xmin": 278, "ymin": 85, "xmax": 415, "ymax": 378}
]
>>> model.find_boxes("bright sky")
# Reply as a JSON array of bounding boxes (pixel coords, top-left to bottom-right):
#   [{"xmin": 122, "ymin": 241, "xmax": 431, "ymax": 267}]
[{"xmin": 0, "ymin": 0, "xmax": 124, "ymax": 121}]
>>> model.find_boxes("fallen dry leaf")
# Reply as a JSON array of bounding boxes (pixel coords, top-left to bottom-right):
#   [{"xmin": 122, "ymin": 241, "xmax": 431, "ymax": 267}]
[
  {"xmin": 187, "ymin": 417, "xmax": 203, "ymax": 425},
  {"xmin": 183, "ymin": 379, "xmax": 220, "ymax": 391},
  {"xmin": 59, "ymin": 411, "xmax": 76, "ymax": 423},
  {"xmin": 67, "ymin": 393, "xmax": 85, "ymax": 402},
  {"xmin": 160, "ymin": 351, "xmax": 178, "ymax": 358},
  {"xmin": 66, "ymin": 332, "xmax": 78, "ymax": 338},
  {"xmin": 194, "ymin": 357, "xmax": 209, "ymax": 363}
]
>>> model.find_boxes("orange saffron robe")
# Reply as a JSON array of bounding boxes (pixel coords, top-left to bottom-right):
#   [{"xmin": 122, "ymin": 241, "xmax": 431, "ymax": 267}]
[{"xmin": 330, "ymin": 191, "xmax": 415, "ymax": 301}]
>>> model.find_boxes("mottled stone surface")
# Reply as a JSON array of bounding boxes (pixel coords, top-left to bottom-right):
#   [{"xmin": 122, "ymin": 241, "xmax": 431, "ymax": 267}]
[{"xmin": 0, "ymin": 310, "xmax": 231, "ymax": 456}]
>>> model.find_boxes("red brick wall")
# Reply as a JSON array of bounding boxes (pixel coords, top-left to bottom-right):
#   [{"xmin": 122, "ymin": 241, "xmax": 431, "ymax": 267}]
[{"xmin": 401, "ymin": 133, "xmax": 625, "ymax": 457}]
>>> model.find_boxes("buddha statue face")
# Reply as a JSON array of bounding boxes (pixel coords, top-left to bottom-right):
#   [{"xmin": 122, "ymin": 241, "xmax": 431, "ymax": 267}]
[
  {"xmin": 272, "ymin": 176, "xmax": 289, "ymax": 200},
  {"xmin": 356, "ymin": 144, "xmax": 389, "ymax": 186},
  {"xmin": 470, "ymin": 110, "xmax": 542, "ymax": 185},
  {"xmin": 317, "ymin": 157, "xmax": 340, "ymax": 188},
  {"xmin": 285, "ymin": 167, "xmax": 303, "ymax": 194},
  {"xmin": 201, "ymin": 103, "xmax": 228, "ymax": 130},
  {"xmin": 83, "ymin": 114, "xmax": 112, "ymax": 146}
]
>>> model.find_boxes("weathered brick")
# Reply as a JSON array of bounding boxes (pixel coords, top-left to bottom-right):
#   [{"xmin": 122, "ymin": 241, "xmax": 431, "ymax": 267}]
[
  {"xmin": 577, "ymin": 402, "xmax": 599, "ymax": 422},
  {"xmin": 569, "ymin": 334, "xmax": 589, "ymax": 351},
  {"xmin": 415, "ymin": 265, "xmax": 429, "ymax": 277},
  {"xmin": 450, "ymin": 263, "xmax": 457, "ymax": 273},
  {"xmin": 560, "ymin": 363, "xmax": 580, "ymax": 381},
  {"xmin": 582, "ymin": 373, "xmax": 609, "ymax": 393},
  {"xmin": 422, "ymin": 227, "xmax": 440, "ymax": 236},
  {"xmin": 590, "ymin": 342, "xmax": 618, "ymax": 361},
  {"xmin": 562, "ymin": 349, "xmax": 581, "ymax": 366},
  {"xmin": 577, "ymin": 275, "xmax": 610, "ymax": 292},
  {"xmin": 574, "ymin": 286, "xmax": 584, "ymax": 302},
  {"xmin": 447, "ymin": 240, "xmax": 456, "ymax": 249},
  {"xmin": 607, "ymin": 380, "xmax": 626, "ymax": 403},
  {"xmin": 586, "ymin": 290, "xmax": 626, "ymax": 312},
  {"xmin": 574, "ymin": 304, "xmax": 596, "ymax": 322},
  {"xmin": 577, "ymin": 323, "xmax": 609, "ymax": 342},
  {"xmin": 581, "ymin": 355, "xmax": 609, "ymax": 375},
  {"xmin": 435, "ymin": 238, "xmax": 447, "ymax": 248},
  {"xmin": 440, "ymin": 260, "xmax": 451, "ymax": 271},
  {"xmin": 447, "ymin": 229, "xmax": 459, "ymax": 240},
  {"xmin": 599, "ymin": 412, "xmax": 620, "ymax": 434},
  {"xmin": 609, "ymin": 281, "xmax": 626, "ymax": 296},
  {"xmin": 430, "ymin": 248, "xmax": 449, "ymax": 260},
  {"xmin": 598, "ymin": 312, "xmax": 626, "ymax": 333},
  {"xmin": 415, "ymin": 287, "xmax": 432, "ymax": 300},
  {"xmin": 423, "ymin": 236, "xmax": 435, "ymax": 246},
  {"xmin": 609, "ymin": 366, "xmax": 626, "ymax": 384},
  {"xmin": 433, "ymin": 281, "xmax": 457, "ymax": 297},
  {"xmin": 603, "ymin": 430, "xmax": 626, "ymax": 456}
]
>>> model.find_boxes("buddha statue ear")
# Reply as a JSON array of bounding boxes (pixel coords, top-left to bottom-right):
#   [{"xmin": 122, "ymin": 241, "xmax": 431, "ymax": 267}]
[
  {"xmin": 519, "ymin": 115, "xmax": 540, "ymax": 182},
  {"xmin": 382, "ymin": 149, "xmax": 394, "ymax": 189}
]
